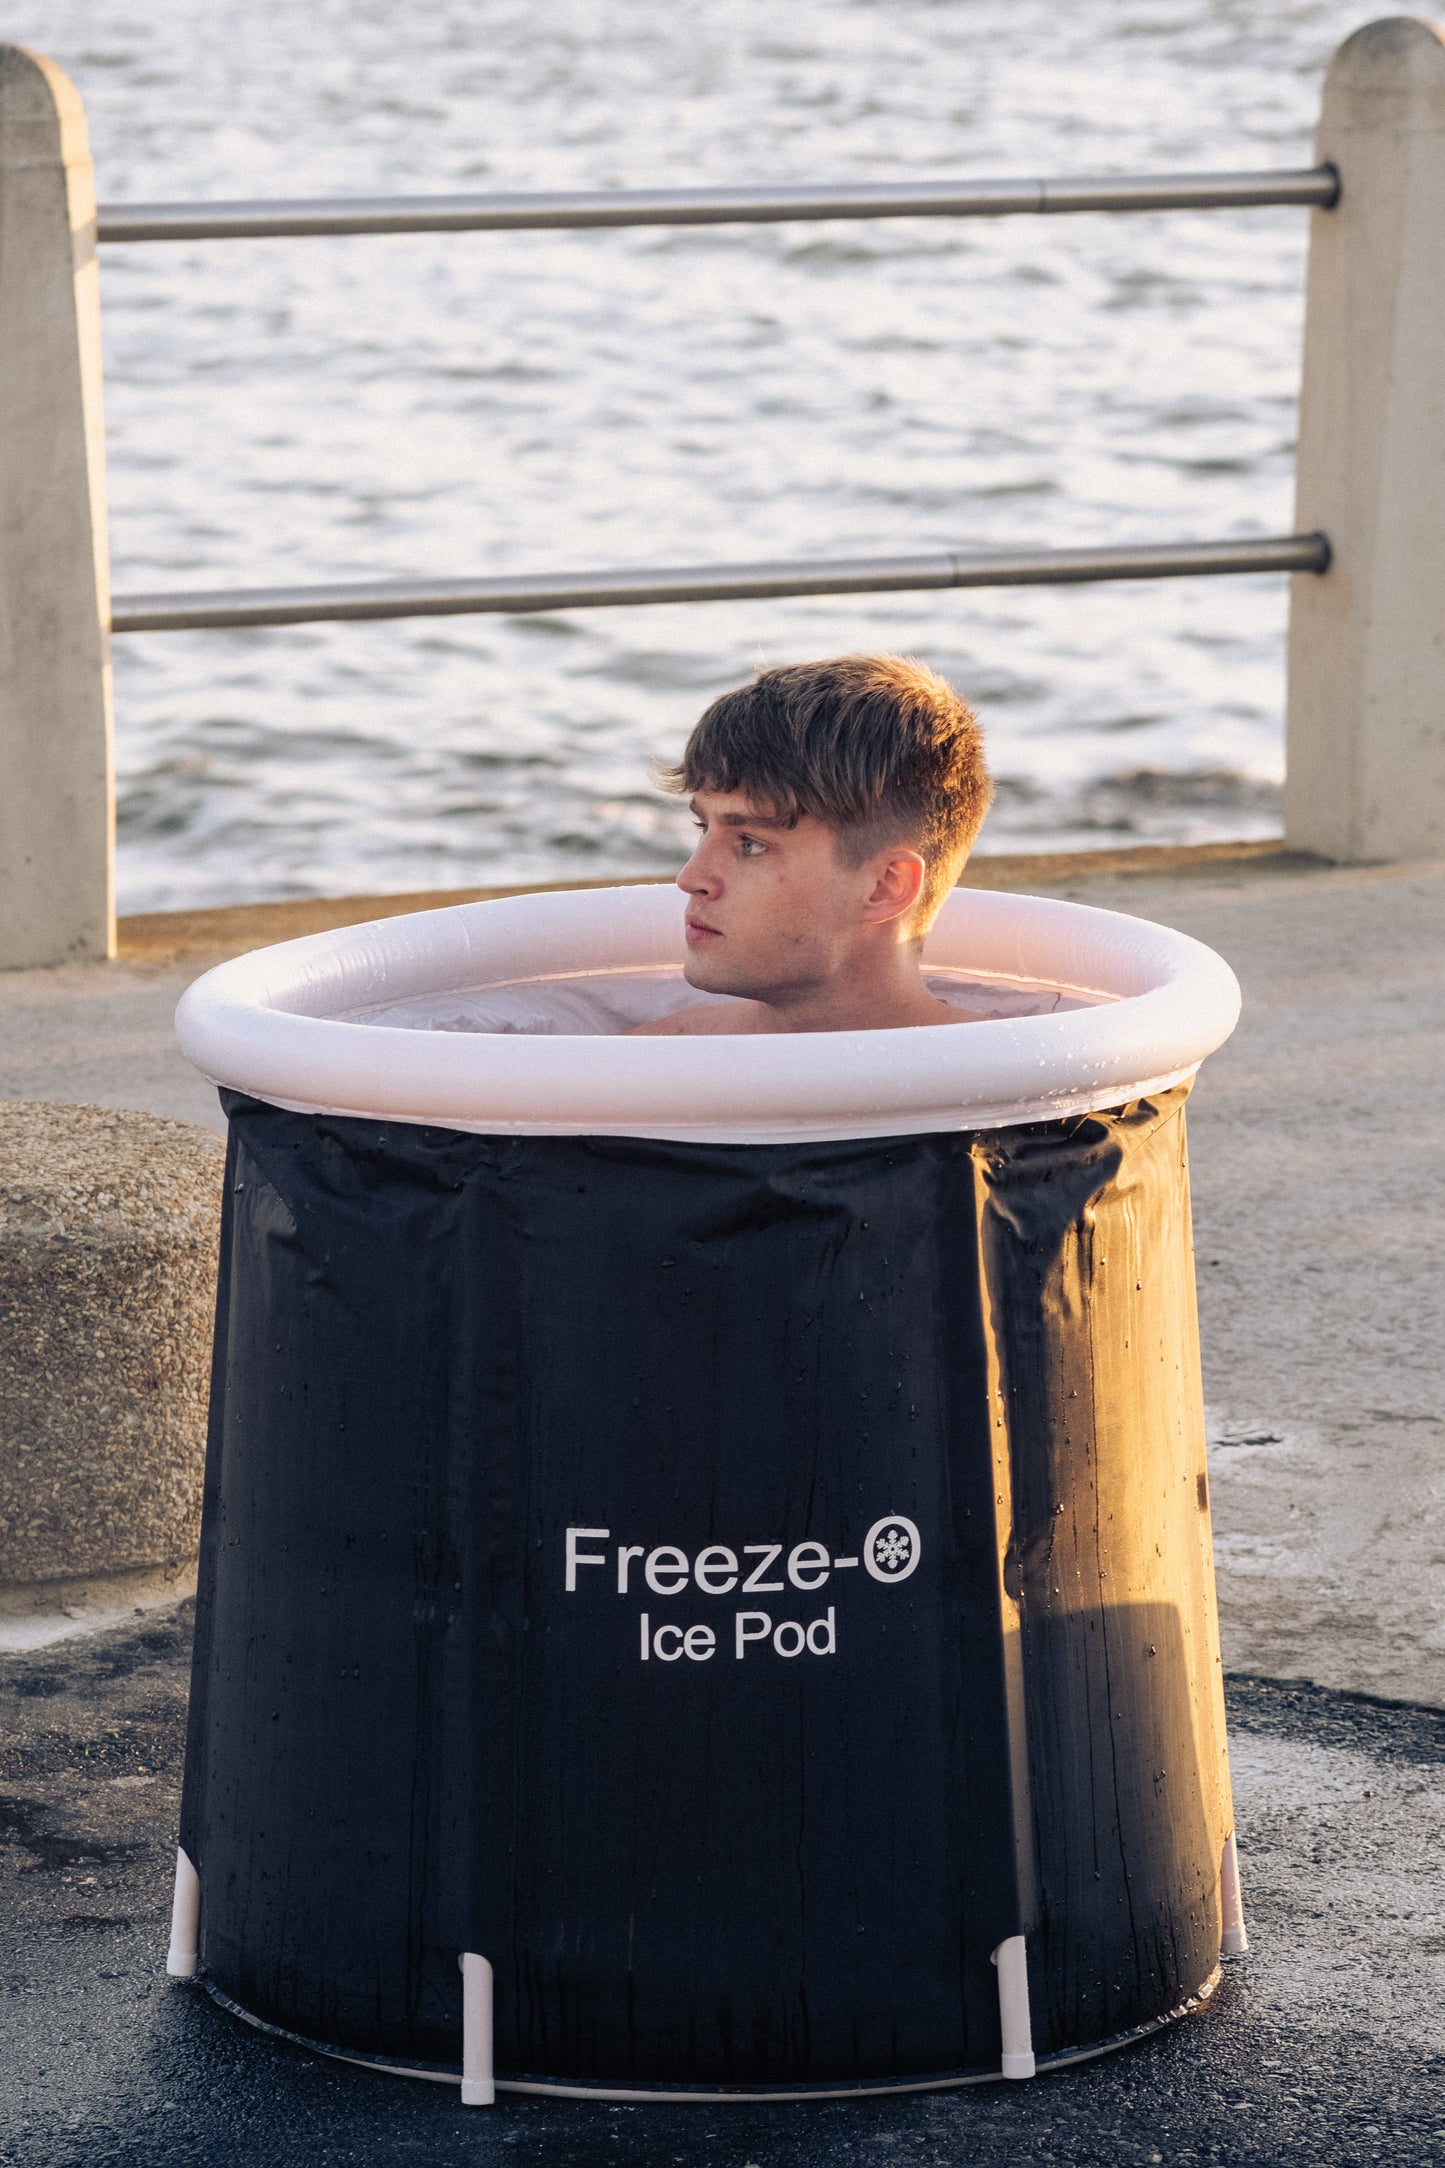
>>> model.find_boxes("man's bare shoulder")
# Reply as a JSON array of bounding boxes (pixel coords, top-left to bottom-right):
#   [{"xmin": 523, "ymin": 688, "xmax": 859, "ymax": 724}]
[
  {"xmin": 624, "ymin": 1003, "xmax": 762, "ymax": 1037},
  {"xmin": 626, "ymin": 997, "xmax": 986, "ymax": 1036}
]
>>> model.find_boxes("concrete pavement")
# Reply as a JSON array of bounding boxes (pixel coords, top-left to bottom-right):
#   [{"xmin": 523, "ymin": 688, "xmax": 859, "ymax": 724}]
[{"xmin": 2, "ymin": 1605, "xmax": 1441, "ymax": 2168}]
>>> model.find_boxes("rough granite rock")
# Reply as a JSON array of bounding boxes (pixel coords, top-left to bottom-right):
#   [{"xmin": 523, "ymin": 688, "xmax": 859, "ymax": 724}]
[{"xmin": 0, "ymin": 1100, "xmax": 224, "ymax": 1586}]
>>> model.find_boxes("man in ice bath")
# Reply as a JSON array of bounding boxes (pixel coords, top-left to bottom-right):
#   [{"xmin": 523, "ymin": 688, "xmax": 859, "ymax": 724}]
[{"xmin": 630, "ymin": 654, "xmax": 992, "ymax": 1037}]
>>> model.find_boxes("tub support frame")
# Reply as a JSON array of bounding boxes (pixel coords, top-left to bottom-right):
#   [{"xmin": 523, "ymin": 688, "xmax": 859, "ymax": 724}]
[
  {"xmin": 1220, "ymin": 1832, "xmax": 1248, "ymax": 1956},
  {"xmin": 166, "ymin": 1845, "xmax": 200, "ymax": 1978},
  {"xmin": 992, "ymin": 1936, "xmax": 1036, "ymax": 2079},
  {"xmin": 460, "ymin": 1953, "xmax": 496, "ymax": 2106}
]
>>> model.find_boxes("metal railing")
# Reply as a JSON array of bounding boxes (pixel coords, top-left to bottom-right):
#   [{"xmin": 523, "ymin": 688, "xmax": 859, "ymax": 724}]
[
  {"xmin": 96, "ymin": 165, "xmax": 1340, "ymax": 244},
  {"xmin": 111, "ymin": 534, "xmax": 1331, "ymax": 636},
  {"xmin": 13, "ymin": 22, "xmax": 1442, "ymax": 971},
  {"xmin": 99, "ymin": 164, "xmax": 1338, "ymax": 636}
]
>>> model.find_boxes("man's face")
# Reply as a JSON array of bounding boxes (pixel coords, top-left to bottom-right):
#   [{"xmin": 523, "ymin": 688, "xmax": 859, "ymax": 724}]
[{"xmin": 677, "ymin": 788, "xmax": 882, "ymax": 1000}]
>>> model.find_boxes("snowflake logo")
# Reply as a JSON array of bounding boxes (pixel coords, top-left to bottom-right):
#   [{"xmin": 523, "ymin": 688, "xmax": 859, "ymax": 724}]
[
  {"xmin": 874, "ymin": 1527, "xmax": 912, "ymax": 1572},
  {"xmin": 864, "ymin": 1513, "xmax": 921, "ymax": 1584}
]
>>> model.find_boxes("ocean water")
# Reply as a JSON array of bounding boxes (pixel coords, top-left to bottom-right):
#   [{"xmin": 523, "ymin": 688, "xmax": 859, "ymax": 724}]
[{"xmin": 12, "ymin": 0, "xmax": 1371, "ymax": 910}]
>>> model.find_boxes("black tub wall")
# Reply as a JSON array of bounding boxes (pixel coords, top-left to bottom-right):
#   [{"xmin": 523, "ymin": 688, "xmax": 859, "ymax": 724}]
[
  {"xmin": 181, "ymin": 1084, "xmax": 1229, "ymax": 2088},
  {"xmin": 183, "ymin": 1108, "xmax": 1027, "ymax": 2082},
  {"xmin": 977, "ymin": 1089, "xmax": 1232, "ymax": 2045}
]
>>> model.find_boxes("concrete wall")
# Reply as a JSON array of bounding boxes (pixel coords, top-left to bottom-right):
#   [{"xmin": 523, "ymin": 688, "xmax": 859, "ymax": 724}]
[
  {"xmin": 0, "ymin": 1101, "xmax": 223, "ymax": 1595},
  {"xmin": 1286, "ymin": 16, "xmax": 1445, "ymax": 864},
  {"xmin": 0, "ymin": 47, "xmax": 114, "ymax": 968}
]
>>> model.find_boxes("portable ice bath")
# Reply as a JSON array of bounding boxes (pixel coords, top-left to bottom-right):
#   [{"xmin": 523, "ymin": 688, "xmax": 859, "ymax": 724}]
[{"xmin": 170, "ymin": 882, "xmax": 1245, "ymax": 2100}]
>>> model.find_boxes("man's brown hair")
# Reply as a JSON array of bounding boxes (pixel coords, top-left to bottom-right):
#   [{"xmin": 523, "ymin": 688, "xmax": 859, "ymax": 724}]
[{"xmin": 664, "ymin": 654, "xmax": 990, "ymax": 923}]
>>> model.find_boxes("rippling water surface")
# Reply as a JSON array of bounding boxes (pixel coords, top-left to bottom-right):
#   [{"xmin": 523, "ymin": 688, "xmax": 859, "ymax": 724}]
[{"xmin": 14, "ymin": 1, "xmax": 1370, "ymax": 909}]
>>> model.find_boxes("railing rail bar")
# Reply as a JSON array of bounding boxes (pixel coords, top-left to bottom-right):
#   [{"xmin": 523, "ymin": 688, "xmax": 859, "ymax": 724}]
[
  {"xmin": 95, "ymin": 166, "xmax": 1340, "ymax": 243},
  {"xmin": 110, "ymin": 532, "xmax": 1330, "ymax": 634}
]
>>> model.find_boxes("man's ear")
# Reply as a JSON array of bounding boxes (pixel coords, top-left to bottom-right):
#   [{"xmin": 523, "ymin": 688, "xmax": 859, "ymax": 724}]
[{"xmin": 862, "ymin": 850, "xmax": 926, "ymax": 925}]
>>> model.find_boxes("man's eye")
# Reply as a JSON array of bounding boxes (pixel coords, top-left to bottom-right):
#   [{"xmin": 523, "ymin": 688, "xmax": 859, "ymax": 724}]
[{"xmin": 739, "ymin": 834, "xmax": 765, "ymax": 856}]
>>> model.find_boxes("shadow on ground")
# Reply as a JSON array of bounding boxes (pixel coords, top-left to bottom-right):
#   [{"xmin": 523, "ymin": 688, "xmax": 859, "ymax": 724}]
[{"xmin": 1, "ymin": 1606, "xmax": 1442, "ymax": 2168}]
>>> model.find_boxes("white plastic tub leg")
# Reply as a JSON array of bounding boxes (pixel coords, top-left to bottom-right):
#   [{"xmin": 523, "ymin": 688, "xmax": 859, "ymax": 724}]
[
  {"xmin": 459, "ymin": 1951, "xmax": 495, "ymax": 2105},
  {"xmin": 166, "ymin": 1846, "xmax": 200, "ymax": 1978},
  {"xmin": 991, "ymin": 1935, "xmax": 1036, "ymax": 2079},
  {"xmin": 1220, "ymin": 1831, "xmax": 1249, "ymax": 1954}
]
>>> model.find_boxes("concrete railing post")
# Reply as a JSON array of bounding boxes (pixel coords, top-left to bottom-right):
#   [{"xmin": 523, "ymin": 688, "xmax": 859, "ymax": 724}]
[
  {"xmin": 1286, "ymin": 17, "xmax": 1445, "ymax": 864},
  {"xmin": 0, "ymin": 47, "xmax": 114, "ymax": 967}
]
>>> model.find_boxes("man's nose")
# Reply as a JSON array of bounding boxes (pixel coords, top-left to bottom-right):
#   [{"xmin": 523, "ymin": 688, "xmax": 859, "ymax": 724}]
[{"xmin": 677, "ymin": 843, "xmax": 718, "ymax": 896}]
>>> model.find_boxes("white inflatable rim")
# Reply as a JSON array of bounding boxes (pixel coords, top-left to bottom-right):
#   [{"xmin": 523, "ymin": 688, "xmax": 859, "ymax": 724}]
[{"xmin": 174, "ymin": 882, "xmax": 1241, "ymax": 1144}]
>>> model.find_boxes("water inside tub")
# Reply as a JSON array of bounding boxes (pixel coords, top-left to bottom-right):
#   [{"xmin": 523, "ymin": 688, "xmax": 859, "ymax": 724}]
[{"xmin": 338, "ymin": 966, "xmax": 1104, "ymax": 1037}]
